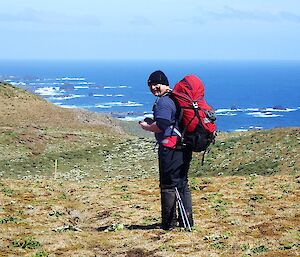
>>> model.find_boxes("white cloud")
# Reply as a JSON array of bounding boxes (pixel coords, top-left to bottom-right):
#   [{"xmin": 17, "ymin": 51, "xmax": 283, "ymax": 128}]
[
  {"xmin": 202, "ymin": 6, "xmax": 300, "ymax": 23},
  {"xmin": 0, "ymin": 8, "xmax": 101, "ymax": 27}
]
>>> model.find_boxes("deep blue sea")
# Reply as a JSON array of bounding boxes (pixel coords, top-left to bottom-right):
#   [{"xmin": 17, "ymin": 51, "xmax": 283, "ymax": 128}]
[{"xmin": 1, "ymin": 60, "xmax": 299, "ymax": 132}]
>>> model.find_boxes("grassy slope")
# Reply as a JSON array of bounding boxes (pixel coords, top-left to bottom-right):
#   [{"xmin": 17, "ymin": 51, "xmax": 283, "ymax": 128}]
[
  {"xmin": 0, "ymin": 83, "xmax": 299, "ymax": 256},
  {"xmin": 0, "ymin": 82, "xmax": 122, "ymax": 131},
  {"xmin": 0, "ymin": 176, "xmax": 299, "ymax": 256},
  {"xmin": 0, "ymin": 83, "xmax": 138, "ymax": 179},
  {"xmin": 192, "ymin": 128, "xmax": 300, "ymax": 177}
]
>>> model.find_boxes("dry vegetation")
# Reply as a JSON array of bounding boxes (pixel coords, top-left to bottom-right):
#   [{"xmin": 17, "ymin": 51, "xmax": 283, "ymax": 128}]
[
  {"xmin": 0, "ymin": 176, "xmax": 299, "ymax": 256},
  {"xmin": 0, "ymin": 83, "xmax": 299, "ymax": 256},
  {"xmin": 0, "ymin": 82, "xmax": 123, "ymax": 132}
]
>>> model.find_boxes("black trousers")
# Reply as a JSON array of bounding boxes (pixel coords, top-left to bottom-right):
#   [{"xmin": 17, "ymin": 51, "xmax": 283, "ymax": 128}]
[{"xmin": 158, "ymin": 146, "xmax": 193, "ymax": 230}]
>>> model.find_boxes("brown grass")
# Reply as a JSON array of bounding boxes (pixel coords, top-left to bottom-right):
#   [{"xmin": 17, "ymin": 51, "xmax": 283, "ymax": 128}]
[
  {"xmin": 0, "ymin": 82, "xmax": 123, "ymax": 133},
  {"xmin": 0, "ymin": 175, "xmax": 299, "ymax": 256}
]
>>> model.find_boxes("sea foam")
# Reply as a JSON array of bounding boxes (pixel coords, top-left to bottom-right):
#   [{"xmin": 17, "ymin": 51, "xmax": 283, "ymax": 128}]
[
  {"xmin": 247, "ymin": 112, "xmax": 283, "ymax": 118},
  {"xmin": 35, "ymin": 87, "xmax": 62, "ymax": 96}
]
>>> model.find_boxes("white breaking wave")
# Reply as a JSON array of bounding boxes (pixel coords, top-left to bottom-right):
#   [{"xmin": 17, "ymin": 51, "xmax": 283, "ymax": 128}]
[
  {"xmin": 118, "ymin": 116, "xmax": 145, "ymax": 121},
  {"xmin": 247, "ymin": 112, "xmax": 283, "ymax": 118},
  {"xmin": 234, "ymin": 129, "xmax": 248, "ymax": 132},
  {"xmin": 95, "ymin": 104, "xmax": 112, "ymax": 109},
  {"xmin": 215, "ymin": 108, "xmax": 244, "ymax": 113},
  {"xmin": 216, "ymin": 112, "xmax": 237, "ymax": 116},
  {"xmin": 74, "ymin": 86, "xmax": 89, "ymax": 89},
  {"xmin": 264, "ymin": 107, "xmax": 297, "ymax": 112},
  {"xmin": 95, "ymin": 101, "xmax": 143, "ymax": 108},
  {"xmin": 29, "ymin": 82, "xmax": 56, "ymax": 86},
  {"xmin": 49, "ymin": 95, "xmax": 85, "ymax": 100},
  {"xmin": 118, "ymin": 113, "xmax": 153, "ymax": 121},
  {"xmin": 103, "ymin": 86, "xmax": 117, "ymax": 89},
  {"xmin": 58, "ymin": 77, "xmax": 86, "ymax": 81},
  {"xmin": 57, "ymin": 104, "xmax": 80, "ymax": 109},
  {"xmin": 249, "ymin": 126, "xmax": 263, "ymax": 130},
  {"xmin": 10, "ymin": 82, "xmax": 26, "ymax": 86},
  {"xmin": 216, "ymin": 107, "xmax": 298, "ymax": 113},
  {"xmin": 52, "ymin": 102, "xmax": 63, "ymax": 106},
  {"xmin": 215, "ymin": 106, "xmax": 298, "ymax": 119},
  {"xmin": 35, "ymin": 87, "xmax": 62, "ymax": 96},
  {"xmin": 233, "ymin": 126, "xmax": 264, "ymax": 132},
  {"xmin": 102, "ymin": 94, "xmax": 124, "ymax": 97},
  {"xmin": 103, "ymin": 85, "xmax": 131, "ymax": 89},
  {"xmin": 72, "ymin": 82, "xmax": 93, "ymax": 85},
  {"xmin": 54, "ymin": 103, "xmax": 94, "ymax": 109},
  {"xmin": 106, "ymin": 101, "xmax": 143, "ymax": 107}
]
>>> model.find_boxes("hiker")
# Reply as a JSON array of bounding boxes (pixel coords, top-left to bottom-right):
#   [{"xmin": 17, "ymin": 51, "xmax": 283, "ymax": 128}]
[{"xmin": 139, "ymin": 70, "xmax": 194, "ymax": 230}]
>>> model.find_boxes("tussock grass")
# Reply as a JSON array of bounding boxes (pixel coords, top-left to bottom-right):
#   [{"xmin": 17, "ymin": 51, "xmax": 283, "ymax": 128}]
[
  {"xmin": 0, "ymin": 176, "xmax": 299, "ymax": 256},
  {"xmin": 192, "ymin": 128, "xmax": 300, "ymax": 176}
]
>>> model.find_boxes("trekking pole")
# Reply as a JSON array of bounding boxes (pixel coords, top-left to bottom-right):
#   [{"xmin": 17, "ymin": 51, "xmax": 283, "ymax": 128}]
[
  {"xmin": 175, "ymin": 187, "xmax": 192, "ymax": 232},
  {"xmin": 177, "ymin": 193, "xmax": 187, "ymax": 229}
]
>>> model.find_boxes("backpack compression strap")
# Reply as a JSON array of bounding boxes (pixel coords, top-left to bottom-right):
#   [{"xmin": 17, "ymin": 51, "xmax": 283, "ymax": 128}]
[{"xmin": 178, "ymin": 98, "xmax": 205, "ymax": 142}]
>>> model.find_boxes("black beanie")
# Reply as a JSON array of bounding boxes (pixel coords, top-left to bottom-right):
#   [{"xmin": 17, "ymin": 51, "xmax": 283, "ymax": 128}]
[{"xmin": 148, "ymin": 70, "xmax": 169, "ymax": 86}]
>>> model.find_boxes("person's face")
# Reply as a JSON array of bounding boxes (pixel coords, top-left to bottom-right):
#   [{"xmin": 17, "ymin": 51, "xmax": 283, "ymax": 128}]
[{"xmin": 149, "ymin": 83, "xmax": 169, "ymax": 96}]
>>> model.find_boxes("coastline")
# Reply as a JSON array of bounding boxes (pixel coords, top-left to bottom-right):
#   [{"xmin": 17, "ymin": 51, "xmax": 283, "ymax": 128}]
[{"xmin": 1, "ymin": 59, "xmax": 300, "ymax": 132}]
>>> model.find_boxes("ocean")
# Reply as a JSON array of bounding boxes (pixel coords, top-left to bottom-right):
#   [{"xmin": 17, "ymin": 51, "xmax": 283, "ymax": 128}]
[{"xmin": 1, "ymin": 60, "xmax": 299, "ymax": 132}]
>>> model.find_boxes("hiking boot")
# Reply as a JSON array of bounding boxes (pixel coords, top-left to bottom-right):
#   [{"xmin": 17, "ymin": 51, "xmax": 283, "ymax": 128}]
[{"xmin": 161, "ymin": 219, "xmax": 178, "ymax": 230}]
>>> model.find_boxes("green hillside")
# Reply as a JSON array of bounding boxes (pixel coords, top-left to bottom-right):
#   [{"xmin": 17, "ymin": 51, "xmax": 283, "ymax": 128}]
[
  {"xmin": 0, "ymin": 83, "xmax": 299, "ymax": 256},
  {"xmin": 0, "ymin": 82, "xmax": 299, "ymax": 178},
  {"xmin": 192, "ymin": 127, "xmax": 299, "ymax": 177}
]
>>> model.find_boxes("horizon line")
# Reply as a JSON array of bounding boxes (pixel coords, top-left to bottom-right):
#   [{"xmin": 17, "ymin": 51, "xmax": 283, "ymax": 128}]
[{"xmin": 1, "ymin": 58, "xmax": 300, "ymax": 62}]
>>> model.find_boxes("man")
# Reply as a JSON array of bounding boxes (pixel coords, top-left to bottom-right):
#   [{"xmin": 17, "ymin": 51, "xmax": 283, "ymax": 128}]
[{"xmin": 139, "ymin": 70, "xmax": 194, "ymax": 230}]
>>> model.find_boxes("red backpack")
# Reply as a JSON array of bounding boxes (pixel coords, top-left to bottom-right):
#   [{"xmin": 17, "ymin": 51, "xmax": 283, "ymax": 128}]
[{"xmin": 171, "ymin": 74, "xmax": 216, "ymax": 152}]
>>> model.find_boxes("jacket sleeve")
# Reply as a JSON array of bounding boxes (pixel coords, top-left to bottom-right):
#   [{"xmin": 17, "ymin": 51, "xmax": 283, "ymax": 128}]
[
  {"xmin": 156, "ymin": 118, "xmax": 171, "ymax": 131},
  {"xmin": 154, "ymin": 97, "xmax": 175, "ymax": 123}
]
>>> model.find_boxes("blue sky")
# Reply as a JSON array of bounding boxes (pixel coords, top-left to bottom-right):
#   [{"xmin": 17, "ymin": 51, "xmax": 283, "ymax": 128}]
[{"xmin": 1, "ymin": 0, "xmax": 300, "ymax": 60}]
